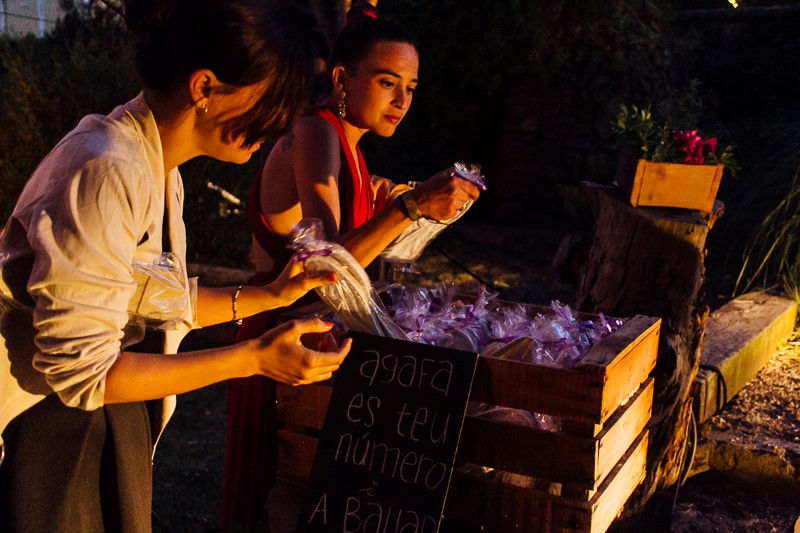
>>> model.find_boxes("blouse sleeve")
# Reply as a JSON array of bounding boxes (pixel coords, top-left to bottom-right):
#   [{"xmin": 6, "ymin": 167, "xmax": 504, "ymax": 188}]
[{"xmin": 25, "ymin": 156, "xmax": 150, "ymax": 410}]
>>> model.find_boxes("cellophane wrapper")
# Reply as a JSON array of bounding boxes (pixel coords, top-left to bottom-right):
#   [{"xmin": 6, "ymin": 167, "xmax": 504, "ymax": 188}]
[
  {"xmin": 379, "ymin": 161, "xmax": 487, "ymax": 263},
  {"xmin": 288, "ymin": 218, "xmax": 407, "ymax": 339}
]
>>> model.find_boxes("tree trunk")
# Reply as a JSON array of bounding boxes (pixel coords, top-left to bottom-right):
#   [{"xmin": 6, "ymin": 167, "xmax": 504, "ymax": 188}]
[{"xmin": 575, "ymin": 183, "xmax": 719, "ymax": 532}]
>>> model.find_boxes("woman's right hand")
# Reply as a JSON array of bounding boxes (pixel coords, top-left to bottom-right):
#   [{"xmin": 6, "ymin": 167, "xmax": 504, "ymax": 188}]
[
  {"xmin": 265, "ymin": 254, "xmax": 337, "ymax": 309},
  {"xmin": 411, "ymin": 167, "xmax": 481, "ymax": 222},
  {"xmin": 248, "ymin": 317, "xmax": 351, "ymax": 385}
]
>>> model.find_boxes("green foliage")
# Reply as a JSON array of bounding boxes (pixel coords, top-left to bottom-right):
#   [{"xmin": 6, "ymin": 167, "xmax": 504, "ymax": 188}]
[
  {"xmin": 0, "ymin": 0, "xmax": 746, "ymax": 267},
  {"xmin": 612, "ymin": 103, "xmax": 739, "ymax": 175},
  {"xmin": 364, "ymin": 0, "xmax": 551, "ymax": 178},
  {"xmin": 0, "ymin": 3, "xmax": 137, "ymax": 221},
  {"xmin": 736, "ymin": 167, "xmax": 800, "ymax": 305},
  {"xmin": 0, "ymin": 2, "xmax": 265, "ymax": 267},
  {"xmin": 360, "ymin": 1, "xmax": 687, "ymax": 184}
]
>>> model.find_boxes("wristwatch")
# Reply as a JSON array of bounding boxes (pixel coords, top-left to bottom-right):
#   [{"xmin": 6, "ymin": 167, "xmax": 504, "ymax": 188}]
[{"xmin": 399, "ymin": 191, "xmax": 423, "ymax": 222}]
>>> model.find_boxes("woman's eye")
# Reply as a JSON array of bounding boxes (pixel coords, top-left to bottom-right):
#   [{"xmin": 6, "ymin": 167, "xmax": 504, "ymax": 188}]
[
  {"xmin": 380, "ymin": 79, "xmax": 395, "ymax": 89},
  {"xmin": 407, "ymin": 86, "xmax": 416, "ymax": 94}
]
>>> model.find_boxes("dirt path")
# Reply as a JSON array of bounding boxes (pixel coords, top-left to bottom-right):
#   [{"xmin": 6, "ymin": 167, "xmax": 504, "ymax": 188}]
[{"xmin": 672, "ymin": 333, "xmax": 800, "ymax": 533}]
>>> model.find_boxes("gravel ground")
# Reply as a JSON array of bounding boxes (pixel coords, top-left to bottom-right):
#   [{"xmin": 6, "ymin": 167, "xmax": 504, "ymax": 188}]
[
  {"xmin": 671, "ymin": 332, "xmax": 800, "ymax": 533},
  {"xmin": 152, "ymin": 220, "xmax": 800, "ymax": 532}
]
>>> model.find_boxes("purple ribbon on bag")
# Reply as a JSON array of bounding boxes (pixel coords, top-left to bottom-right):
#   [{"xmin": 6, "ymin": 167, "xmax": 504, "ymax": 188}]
[{"xmin": 293, "ymin": 248, "xmax": 334, "ymax": 263}]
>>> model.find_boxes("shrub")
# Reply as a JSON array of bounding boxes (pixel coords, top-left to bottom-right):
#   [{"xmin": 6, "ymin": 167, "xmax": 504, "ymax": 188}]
[
  {"xmin": 0, "ymin": 2, "xmax": 137, "ymax": 221},
  {"xmin": 0, "ymin": 2, "xmax": 255, "ymax": 266}
]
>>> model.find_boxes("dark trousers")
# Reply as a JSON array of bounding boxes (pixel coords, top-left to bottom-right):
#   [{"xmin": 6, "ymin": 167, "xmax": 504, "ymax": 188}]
[{"xmin": 0, "ymin": 394, "xmax": 153, "ymax": 532}]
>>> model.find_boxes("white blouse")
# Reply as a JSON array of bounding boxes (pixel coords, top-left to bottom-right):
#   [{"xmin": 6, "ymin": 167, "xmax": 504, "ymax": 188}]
[{"xmin": 0, "ymin": 92, "xmax": 195, "ymax": 438}]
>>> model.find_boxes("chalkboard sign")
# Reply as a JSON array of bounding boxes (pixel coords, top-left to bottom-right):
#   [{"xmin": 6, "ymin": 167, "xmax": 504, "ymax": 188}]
[{"xmin": 296, "ymin": 331, "xmax": 479, "ymax": 533}]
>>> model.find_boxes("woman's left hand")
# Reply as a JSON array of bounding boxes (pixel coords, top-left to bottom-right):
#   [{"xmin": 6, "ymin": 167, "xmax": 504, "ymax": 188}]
[
  {"xmin": 412, "ymin": 167, "xmax": 481, "ymax": 222},
  {"xmin": 265, "ymin": 254, "xmax": 337, "ymax": 308}
]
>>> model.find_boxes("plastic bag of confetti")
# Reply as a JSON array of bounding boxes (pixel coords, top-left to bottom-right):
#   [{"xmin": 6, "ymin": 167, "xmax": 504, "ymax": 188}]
[
  {"xmin": 379, "ymin": 162, "xmax": 486, "ymax": 263},
  {"xmin": 288, "ymin": 219, "xmax": 407, "ymax": 339}
]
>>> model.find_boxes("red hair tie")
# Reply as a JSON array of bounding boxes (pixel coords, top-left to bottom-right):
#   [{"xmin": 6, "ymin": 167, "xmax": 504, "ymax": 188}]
[{"xmin": 345, "ymin": 2, "xmax": 378, "ymax": 26}]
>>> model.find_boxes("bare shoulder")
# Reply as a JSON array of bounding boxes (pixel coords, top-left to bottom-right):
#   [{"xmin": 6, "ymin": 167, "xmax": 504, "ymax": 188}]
[
  {"xmin": 287, "ymin": 116, "xmax": 341, "ymax": 176},
  {"xmin": 291, "ymin": 115, "xmax": 338, "ymax": 149}
]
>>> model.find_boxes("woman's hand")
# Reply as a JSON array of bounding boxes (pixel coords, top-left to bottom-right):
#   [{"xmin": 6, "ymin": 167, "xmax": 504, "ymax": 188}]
[
  {"xmin": 249, "ymin": 318, "xmax": 352, "ymax": 385},
  {"xmin": 371, "ymin": 175, "xmax": 412, "ymax": 213},
  {"xmin": 411, "ymin": 167, "xmax": 481, "ymax": 222},
  {"xmin": 263, "ymin": 254, "xmax": 337, "ymax": 309},
  {"xmin": 194, "ymin": 255, "xmax": 336, "ymax": 327}
]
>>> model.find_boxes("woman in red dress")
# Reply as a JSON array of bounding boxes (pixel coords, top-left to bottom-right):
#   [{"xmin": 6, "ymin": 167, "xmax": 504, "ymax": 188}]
[{"xmin": 221, "ymin": 5, "xmax": 481, "ymax": 531}]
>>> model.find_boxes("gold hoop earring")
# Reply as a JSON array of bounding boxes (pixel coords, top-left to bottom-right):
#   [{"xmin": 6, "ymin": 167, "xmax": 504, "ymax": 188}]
[
  {"xmin": 337, "ymin": 91, "xmax": 347, "ymax": 118},
  {"xmin": 195, "ymin": 102, "xmax": 208, "ymax": 115}
]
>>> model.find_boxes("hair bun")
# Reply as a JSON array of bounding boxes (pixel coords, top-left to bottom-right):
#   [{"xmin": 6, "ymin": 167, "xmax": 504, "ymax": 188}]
[
  {"xmin": 345, "ymin": 2, "xmax": 378, "ymax": 27},
  {"xmin": 124, "ymin": 0, "xmax": 179, "ymax": 39}
]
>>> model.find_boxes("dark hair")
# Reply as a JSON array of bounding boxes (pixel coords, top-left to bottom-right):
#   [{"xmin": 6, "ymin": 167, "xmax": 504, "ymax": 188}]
[
  {"xmin": 124, "ymin": 0, "xmax": 328, "ymax": 145},
  {"xmin": 330, "ymin": 3, "xmax": 414, "ymax": 73}
]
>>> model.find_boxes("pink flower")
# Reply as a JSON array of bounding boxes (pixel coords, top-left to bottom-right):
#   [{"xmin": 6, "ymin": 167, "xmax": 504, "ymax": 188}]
[
  {"xmin": 703, "ymin": 137, "xmax": 718, "ymax": 157},
  {"xmin": 673, "ymin": 129, "xmax": 706, "ymax": 165}
]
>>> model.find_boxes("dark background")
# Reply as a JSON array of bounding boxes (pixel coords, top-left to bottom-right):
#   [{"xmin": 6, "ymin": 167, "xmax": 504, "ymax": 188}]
[
  {"xmin": 2, "ymin": 2, "xmax": 799, "ymax": 531},
  {"xmin": 2, "ymin": 1, "xmax": 799, "ymax": 297}
]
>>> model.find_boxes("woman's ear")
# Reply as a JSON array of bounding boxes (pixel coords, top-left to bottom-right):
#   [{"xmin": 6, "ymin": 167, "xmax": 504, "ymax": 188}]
[
  {"xmin": 188, "ymin": 69, "xmax": 218, "ymax": 111},
  {"xmin": 331, "ymin": 65, "xmax": 346, "ymax": 93}
]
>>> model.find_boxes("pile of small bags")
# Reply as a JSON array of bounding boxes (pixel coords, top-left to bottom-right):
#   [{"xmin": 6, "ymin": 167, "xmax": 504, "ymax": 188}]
[
  {"xmin": 291, "ymin": 217, "xmax": 624, "ymax": 371},
  {"xmin": 291, "ymin": 217, "xmax": 626, "ymax": 490}
]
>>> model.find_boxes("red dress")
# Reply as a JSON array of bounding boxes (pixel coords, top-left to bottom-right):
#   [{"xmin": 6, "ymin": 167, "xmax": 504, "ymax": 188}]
[{"xmin": 221, "ymin": 107, "xmax": 374, "ymax": 532}]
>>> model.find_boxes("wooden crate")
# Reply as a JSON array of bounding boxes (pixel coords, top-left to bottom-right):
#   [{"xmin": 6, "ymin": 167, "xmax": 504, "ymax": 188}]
[
  {"xmin": 277, "ymin": 311, "xmax": 660, "ymax": 533},
  {"xmin": 626, "ymin": 159, "xmax": 724, "ymax": 213}
]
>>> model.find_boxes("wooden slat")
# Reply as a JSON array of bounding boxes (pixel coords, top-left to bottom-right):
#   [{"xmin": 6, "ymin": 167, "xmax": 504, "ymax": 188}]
[
  {"xmin": 442, "ymin": 470, "xmax": 572, "ymax": 532},
  {"xmin": 442, "ymin": 430, "xmax": 648, "ymax": 532},
  {"xmin": 470, "ymin": 357, "xmax": 606, "ymax": 423},
  {"xmin": 276, "ymin": 382, "xmax": 332, "ymax": 429},
  {"xmin": 548, "ymin": 431, "xmax": 648, "ymax": 533},
  {"xmin": 595, "ymin": 378, "xmax": 653, "ymax": 485},
  {"xmin": 277, "ymin": 429, "xmax": 318, "ymax": 486},
  {"xmin": 585, "ymin": 430, "xmax": 648, "ymax": 533},
  {"xmin": 456, "ymin": 378, "xmax": 653, "ymax": 489},
  {"xmin": 456, "ymin": 416, "xmax": 597, "ymax": 486},
  {"xmin": 578, "ymin": 315, "xmax": 660, "ymax": 373},
  {"xmin": 579, "ymin": 316, "xmax": 660, "ymax": 423},
  {"xmin": 598, "ymin": 319, "xmax": 658, "ymax": 423}
]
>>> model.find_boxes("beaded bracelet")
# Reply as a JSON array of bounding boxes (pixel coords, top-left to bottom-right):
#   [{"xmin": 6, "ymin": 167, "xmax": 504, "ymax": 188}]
[{"xmin": 232, "ymin": 284, "xmax": 243, "ymax": 325}]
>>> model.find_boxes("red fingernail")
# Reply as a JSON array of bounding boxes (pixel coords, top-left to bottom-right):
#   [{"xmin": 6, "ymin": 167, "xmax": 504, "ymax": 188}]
[
  {"xmin": 324, "ymin": 321, "xmax": 334, "ymax": 328},
  {"xmin": 328, "ymin": 273, "xmax": 336, "ymax": 282}
]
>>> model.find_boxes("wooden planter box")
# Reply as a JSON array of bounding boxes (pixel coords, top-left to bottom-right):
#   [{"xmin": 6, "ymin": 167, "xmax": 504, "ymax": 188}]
[
  {"xmin": 617, "ymin": 158, "xmax": 724, "ymax": 213},
  {"xmin": 277, "ymin": 309, "xmax": 660, "ymax": 533}
]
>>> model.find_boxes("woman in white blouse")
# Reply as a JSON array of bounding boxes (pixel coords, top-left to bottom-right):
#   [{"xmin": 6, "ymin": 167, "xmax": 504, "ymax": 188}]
[{"xmin": 0, "ymin": 1, "xmax": 350, "ymax": 530}]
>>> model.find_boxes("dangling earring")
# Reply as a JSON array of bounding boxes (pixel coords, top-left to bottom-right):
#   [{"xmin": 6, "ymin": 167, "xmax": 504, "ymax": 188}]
[
  {"xmin": 195, "ymin": 101, "xmax": 209, "ymax": 116},
  {"xmin": 337, "ymin": 91, "xmax": 347, "ymax": 118}
]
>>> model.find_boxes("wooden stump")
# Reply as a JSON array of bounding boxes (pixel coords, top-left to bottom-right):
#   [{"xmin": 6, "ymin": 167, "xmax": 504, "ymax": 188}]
[{"xmin": 575, "ymin": 183, "xmax": 720, "ymax": 531}]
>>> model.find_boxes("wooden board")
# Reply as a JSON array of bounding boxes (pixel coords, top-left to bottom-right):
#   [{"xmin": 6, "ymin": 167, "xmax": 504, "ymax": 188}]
[
  {"xmin": 468, "ymin": 316, "xmax": 660, "ymax": 424},
  {"xmin": 456, "ymin": 379, "xmax": 653, "ymax": 489},
  {"xmin": 278, "ymin": 377, "xmax": 653, "ymax": 493},
  {"xmin": 629, "ymin": 160, "xmax": 724, "ymax": 213},
  {"xmin": 440, "ymin": 431, "xmax": 649, "ymax": 533}
]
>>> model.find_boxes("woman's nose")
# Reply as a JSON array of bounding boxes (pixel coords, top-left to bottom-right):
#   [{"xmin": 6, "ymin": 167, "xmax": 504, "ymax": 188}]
[{"xmin": 393, "ymin": 88, "xmax": 411, "ymax": 109}]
